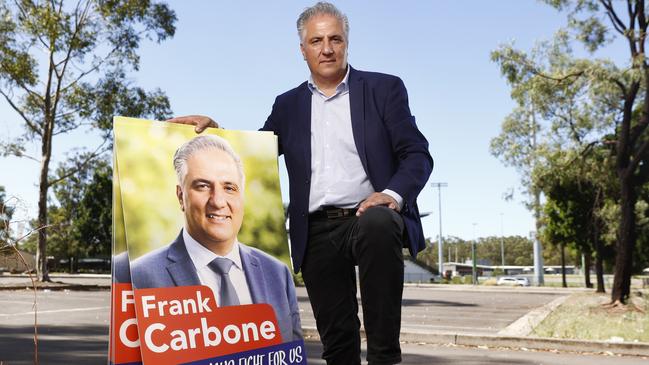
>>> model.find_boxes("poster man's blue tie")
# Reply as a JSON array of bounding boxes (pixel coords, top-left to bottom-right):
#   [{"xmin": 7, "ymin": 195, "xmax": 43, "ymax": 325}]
[{"xmin": 208, "ymin": 258, "xmax": 240, "ymax": 306}]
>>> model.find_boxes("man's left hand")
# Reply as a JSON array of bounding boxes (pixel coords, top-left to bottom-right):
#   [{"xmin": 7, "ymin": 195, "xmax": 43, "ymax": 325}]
[{"xmin": 356, "ymin": 192, "xmax": 400, "ymax": 216}]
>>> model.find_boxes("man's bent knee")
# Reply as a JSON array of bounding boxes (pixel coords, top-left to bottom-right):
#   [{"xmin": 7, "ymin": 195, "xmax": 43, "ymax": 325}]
[{"xmin": 358, "ymin": 206, "xmax": 402, "ymax": 232}]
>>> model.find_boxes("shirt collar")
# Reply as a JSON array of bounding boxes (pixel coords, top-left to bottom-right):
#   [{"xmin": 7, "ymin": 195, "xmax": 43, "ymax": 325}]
[
  {"xmin": 307, "ymin": 65, "xmax": 350, "ymax": 98},
  {"xmin": 183, "ymin": 228, "xmax": 243, "ymax": 271}
]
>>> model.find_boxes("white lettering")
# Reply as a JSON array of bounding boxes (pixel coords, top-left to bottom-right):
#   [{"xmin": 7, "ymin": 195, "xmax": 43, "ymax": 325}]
[
  {"xmin": 259, "ymin": 321, "xmax": 276, "ymax": 340},
  {"xmin": 202, "ymin": 317, "xmax": 222, "ymax": 347},
  {"xmin": 223, "ymin": 324, "xmax": 242, "ymax": 344},
  {"xmin": 144, "ymin": 323, "xmax": 168, "ymax": 353},
  {"xmin": 118, "ymin": 318, "xmax": 140, "ymax": 348},
  {"xmin": 141, "ymin": 295, "xmax": 156, "ymax": 318},
  {"xmin": 121, "ymin": 290, "xmax": 135, "ymax": 312},
  {"xmin": 170, "ymin": 329, "xmax": 188, "ymax": 351},
  {"xmin": 241, "ymin": 322, "xmax": 259, "ymax": 342},
  {"xmin": 197, "ymin": 291, "xmax": 212, "ymax": 313}
]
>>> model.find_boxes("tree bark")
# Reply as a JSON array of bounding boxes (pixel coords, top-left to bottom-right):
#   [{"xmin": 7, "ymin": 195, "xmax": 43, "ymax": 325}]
[
  {"xmin": 611, "ymin": 174, "xmax": 636, "ymax": 303},
  {"xmin": 36, "ymin": 113, "xmax": 53, "ymax": 282},
  {"xmin": 560, "ymin": 242, "xmax": 567, "ymax": 288},
  {"xmin": 584, "ymin": 249, "xmax": 593, "ymax": 289},
  {"xmin": 595, "ymin": 248, "xmax": 605, "ymax": 293},
  {"xmin": 593, "ymin": 190, "xmax": 605, "ymax": 293}
]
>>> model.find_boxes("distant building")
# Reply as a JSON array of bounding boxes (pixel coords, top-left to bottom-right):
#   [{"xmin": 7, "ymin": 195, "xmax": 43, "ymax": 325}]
[
  {"xmin": 0, "ymin": 249, "xmax": 35, "ymax": 273},
  {"xmin": 404, "ymin": 259, "xmax": 435, "ymax": 283},
  {"xmin": 441, "ymin": 262, "xmax": 493, "ymax": 277}
]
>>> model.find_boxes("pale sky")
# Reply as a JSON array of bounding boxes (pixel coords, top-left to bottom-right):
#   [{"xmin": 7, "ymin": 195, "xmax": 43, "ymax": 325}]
[{"xmin": 0, "ymin": 1, "xmax": 626, "ymax": 241}]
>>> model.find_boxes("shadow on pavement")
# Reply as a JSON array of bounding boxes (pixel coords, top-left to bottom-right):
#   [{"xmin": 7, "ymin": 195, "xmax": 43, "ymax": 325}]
[
  {"xmin": 304, "ymin": 341, "xmax": 539, "ymax": 365},
  {"xmin": 401, "ymin": 298, "xmax": 478, "ymax": 307},
  {"xmin": 0, "ymin": 324, "xmax": 108, "ymax": 365}
]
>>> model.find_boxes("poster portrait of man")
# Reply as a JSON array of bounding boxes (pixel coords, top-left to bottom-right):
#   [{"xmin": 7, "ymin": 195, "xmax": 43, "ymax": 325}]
[{"xmin": 112, "ymin": 117, "xmax": 301, "ymax": 343}]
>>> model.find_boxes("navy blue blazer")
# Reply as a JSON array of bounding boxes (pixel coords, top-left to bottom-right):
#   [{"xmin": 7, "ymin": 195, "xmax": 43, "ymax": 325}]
[
  {"xmin": 261, "ymin": 66, "xmax": 433, "ymax": 273},
  {"xmin": 129, "ymin": 232, "xmax": 303, "ymax": 343}
]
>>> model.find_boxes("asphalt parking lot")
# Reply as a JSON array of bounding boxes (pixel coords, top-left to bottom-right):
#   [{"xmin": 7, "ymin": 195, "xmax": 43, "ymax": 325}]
[{"xmin": 0, "ymin": 282, "xmax": 647, "ymax": 364}]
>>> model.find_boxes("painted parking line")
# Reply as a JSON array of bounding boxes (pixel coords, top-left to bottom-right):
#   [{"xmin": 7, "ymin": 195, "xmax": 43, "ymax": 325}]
[
  {"xmin": 0, "ymin": 306, "xmax": 109, "ymax": 317},
  {"xmin": 0, "ymin": 300, "xmax": 35, "ymax": 305}
]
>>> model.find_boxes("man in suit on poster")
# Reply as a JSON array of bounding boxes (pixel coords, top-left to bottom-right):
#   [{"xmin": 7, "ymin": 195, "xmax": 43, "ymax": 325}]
[
  {"xmin": 129, "ymin": 134, "xmax": 302, "ymax": 343},
  {"xmin": 168, "ymin": 2, "xmax": 433, "ymax": 364}
]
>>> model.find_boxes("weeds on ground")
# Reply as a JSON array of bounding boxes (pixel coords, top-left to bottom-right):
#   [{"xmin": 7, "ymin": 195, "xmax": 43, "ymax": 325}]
[{"xmin": 532, "ymin": 291, "xmax": 649, "ymax": 343}]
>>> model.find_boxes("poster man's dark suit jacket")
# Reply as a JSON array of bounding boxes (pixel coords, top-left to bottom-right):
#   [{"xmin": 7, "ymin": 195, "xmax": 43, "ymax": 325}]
[
  {"xmin": 129, "ymin": 232, "xmax": 302, "ymax": 342},
  {"xmin": 261, "ymin": 66, "xmax": 434, "ymax": 273}
]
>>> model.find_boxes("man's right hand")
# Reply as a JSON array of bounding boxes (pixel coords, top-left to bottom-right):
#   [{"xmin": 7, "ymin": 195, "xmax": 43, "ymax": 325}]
[{"xmin": 165, "ymin": 115, "xmax": 220, "ymax": 133}]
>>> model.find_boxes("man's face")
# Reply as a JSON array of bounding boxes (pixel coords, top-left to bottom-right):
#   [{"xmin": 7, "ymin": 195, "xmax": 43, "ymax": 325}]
[
  {"xmin": 300, "ymin": 14, "xmax": 348, "ymax": 85},
  {"xmin": 177, "ymin": 149, "xmax": 244, "ymax": 253}
]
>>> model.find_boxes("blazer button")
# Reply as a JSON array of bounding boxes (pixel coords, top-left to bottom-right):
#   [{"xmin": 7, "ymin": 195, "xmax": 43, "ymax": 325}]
[{"xmin": 306, "ymin": 179, "xmax": 310, "ymax": 184}]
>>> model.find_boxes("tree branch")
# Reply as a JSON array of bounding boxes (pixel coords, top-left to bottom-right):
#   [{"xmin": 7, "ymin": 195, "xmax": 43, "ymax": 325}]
[
  {"xmin": 530, "ymin": 69, "xmax": 584, "ymax": 82},
  {"xmin": 0, "ymin": 89, "xmax": 42, "ymax": 136},
  {"xmin": 636, "ymin": 0, "xmax": 646, "ymax": 58},
  {"xmin": 52, "ymin": 0, "xmax": 90, "ymax": 112},
  {"xmin": 599, "ymin": 0, "xmax": 628, "ymax": 36},
  {"xmin": 13, "ymin": 0, "xmax": 50, "ymax": 49},
  {"xmin": 629, "ymin": 138, "xmax": 649, "ymax": 173},
  {"xmin": 52, "ymin": 121, "xmax": 93, "ymax": 136},
  {"xmin": 46, "ymin": 140, "xmax": 109, "ymax": 188}
]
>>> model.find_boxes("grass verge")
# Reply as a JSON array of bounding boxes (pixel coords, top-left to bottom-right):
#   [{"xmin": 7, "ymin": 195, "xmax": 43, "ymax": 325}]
[{"xmin": 532, "ymin": 290, "xmax": 649, "ymax": 343}]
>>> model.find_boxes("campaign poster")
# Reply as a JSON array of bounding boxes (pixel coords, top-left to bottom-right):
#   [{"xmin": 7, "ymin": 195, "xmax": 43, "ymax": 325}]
[
  {"xmin": 109, "ymin": 152, "xmax": 141, "ymax": 365},
  {"xmin": 110, "ymin": 117, "xmax": 305, "ymax": 364}
]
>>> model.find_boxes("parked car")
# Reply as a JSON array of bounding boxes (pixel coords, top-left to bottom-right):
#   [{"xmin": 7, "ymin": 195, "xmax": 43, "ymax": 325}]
[
  {"xmin": 497, "ymin": 276, "xmax": 530, "ymax": 287},
  {"xmin": 515, "ymin": 277, "xmax": 530, "ymax": 286}
]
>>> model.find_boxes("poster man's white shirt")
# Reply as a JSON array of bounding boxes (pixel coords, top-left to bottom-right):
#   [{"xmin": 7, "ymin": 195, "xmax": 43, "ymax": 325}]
[{"xmin": 183, "ymin": 229, "xmax": 253, "ymax": 306}]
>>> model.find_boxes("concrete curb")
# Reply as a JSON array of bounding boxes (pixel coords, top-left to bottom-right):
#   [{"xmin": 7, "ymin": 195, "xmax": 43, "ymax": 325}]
[
  {"xmin": 0, "ymin": 283, "xmax": 110, "ymax": 291},
  {"xmin": 301, "ymin": 326, "xmax": 649, "ymax": 357},
  {"xmin": 498, "ymin": 295, "xmax": 569, "ymax": 336}
]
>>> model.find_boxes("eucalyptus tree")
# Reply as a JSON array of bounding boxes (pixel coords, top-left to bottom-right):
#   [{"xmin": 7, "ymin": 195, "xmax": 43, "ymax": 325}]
[
  {"xmin": 0, "ymin": 0, "xmax": 176, "ymax": 281},
  {"xmin": 492, "ymin": 0, "xmax": 649, "ymax": 304}
]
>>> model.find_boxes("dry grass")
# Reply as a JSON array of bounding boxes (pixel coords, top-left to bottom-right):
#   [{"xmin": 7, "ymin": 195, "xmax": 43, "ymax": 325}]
[{"xmin": 532, "ymin": 291, "xmax": 649, "ymax": 343}]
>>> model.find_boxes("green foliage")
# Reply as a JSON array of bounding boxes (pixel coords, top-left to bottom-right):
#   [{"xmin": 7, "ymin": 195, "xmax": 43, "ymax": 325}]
[
  {"xmin": 0, "ymin": 0, "xmax": 176, "ymax": 280},
  {"xmin": 0, "ymin": 186, "xmax": 13, "ymax": 243},
  {"xmin": 418, "ymin": 235, "xmax": 535, "ymax": 267},
  {"xmin": 20, "ymin": 157, "xmax": 112, "ymax": 267},
  {"xmin": 491, "ymin": 0, "xmax": 649, "ymax": 301}
]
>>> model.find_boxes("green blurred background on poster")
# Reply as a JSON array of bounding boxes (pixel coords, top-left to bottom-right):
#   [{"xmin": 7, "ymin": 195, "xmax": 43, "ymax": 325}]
[{"xmin": 113, "ymin": 117, "xmax": 289, "ymax": 266}]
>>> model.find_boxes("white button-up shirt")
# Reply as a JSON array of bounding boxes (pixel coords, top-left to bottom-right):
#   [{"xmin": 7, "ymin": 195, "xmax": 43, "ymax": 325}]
[
  {"xmin": 183, "ymin": 229, "xmax": 253, "ymax": 306},
  {"xmin": 307, "ymin": 66, "xmax": 402, "ymax": 213}
]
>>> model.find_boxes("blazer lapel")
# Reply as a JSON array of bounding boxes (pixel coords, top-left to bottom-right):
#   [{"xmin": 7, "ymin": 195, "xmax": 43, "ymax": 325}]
[
  {"xmin": 240, "ymin": 244, "xmax": 268, "ymax": 304},
  {"xmin": 348, "ymin": 67, "xmax": 369, "ymax": 174},
  {"xmin": 166, "ymin": 232, "xmax": 201, "ymax": 286},
  {"xmin": 296, "ymin": 83, "xmax": 312, "ymax": 177}
]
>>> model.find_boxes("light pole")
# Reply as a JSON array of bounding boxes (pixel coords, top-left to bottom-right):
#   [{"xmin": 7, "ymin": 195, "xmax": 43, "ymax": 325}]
[
  {"xmin": 431, "ymin": 182, "xmax": 447, "ymax": 279},
  {"xmin": 472, "ymin": 222, "xmax": 478, "ymax": 285},
  {"xmin": 531, "ymin": 230, "xmax": 545, "ymax": 286},
  {"xmin": 500, "ymin": 213, "xmax": 505, "ymax": 267}
]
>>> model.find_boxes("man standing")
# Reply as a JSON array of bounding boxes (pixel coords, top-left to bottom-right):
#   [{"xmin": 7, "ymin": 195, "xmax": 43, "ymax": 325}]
[{"xmin": 169, "ymin": 2, "xmax": 432, "ymax": 364}]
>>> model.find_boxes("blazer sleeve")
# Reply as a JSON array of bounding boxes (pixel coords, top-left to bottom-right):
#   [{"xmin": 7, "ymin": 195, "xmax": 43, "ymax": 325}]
[
  {"xmin": 383, "ymin": 77, "xmax": 433, "ymax": 210},
  {"xmin": 260, "ymin": 96, "xmax": 283, "ymax": 156}
]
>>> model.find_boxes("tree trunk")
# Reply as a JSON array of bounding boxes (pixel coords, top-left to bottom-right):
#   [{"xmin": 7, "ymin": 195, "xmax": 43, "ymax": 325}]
[
  {"xmin": 584, "ymin": 250, "xmax": 593, "ymax": 288},
  {"xmin": 36, "ymin": 156, "xmax": 50, "ymax": 282},
  {"xmin": 593, "ymin": 191, "xmax": 605, "ymax": 293},
  {"xmin": 36, "ymin": 110, "xmax": 54, "ymax": 282},
  {"xmin": 36, "ymin": 146, "xmax": 52, "ymax": 281},
  {"xmin": 560, "ymin": 242, "xmax": 567, "ymax": 288},
  {"xmin": 595, "ymin": 250, "xmax": 605, "ymax": 293},
  {"xmin": 611, "ymin": 175, "xmax": 636, "ymax": 303}
]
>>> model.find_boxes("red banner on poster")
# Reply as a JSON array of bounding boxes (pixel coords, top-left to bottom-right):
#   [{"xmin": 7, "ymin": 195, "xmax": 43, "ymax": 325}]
[
  {"xmin": 109, "ymin": 283, "xmax": 143, "ymax": 364},
  {"xmin": 133, "ymin": 285, "xmax": 282, "ymax": 364}
]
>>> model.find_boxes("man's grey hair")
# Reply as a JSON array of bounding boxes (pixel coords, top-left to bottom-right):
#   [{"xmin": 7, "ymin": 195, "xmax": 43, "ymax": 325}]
[
  {"xmin": 297, "ymin": 2, "xmax": 349, "ymax": 43},
  {"xmin": 173, "ymin": 135, "xmax": 245, "ymax": 192}
]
